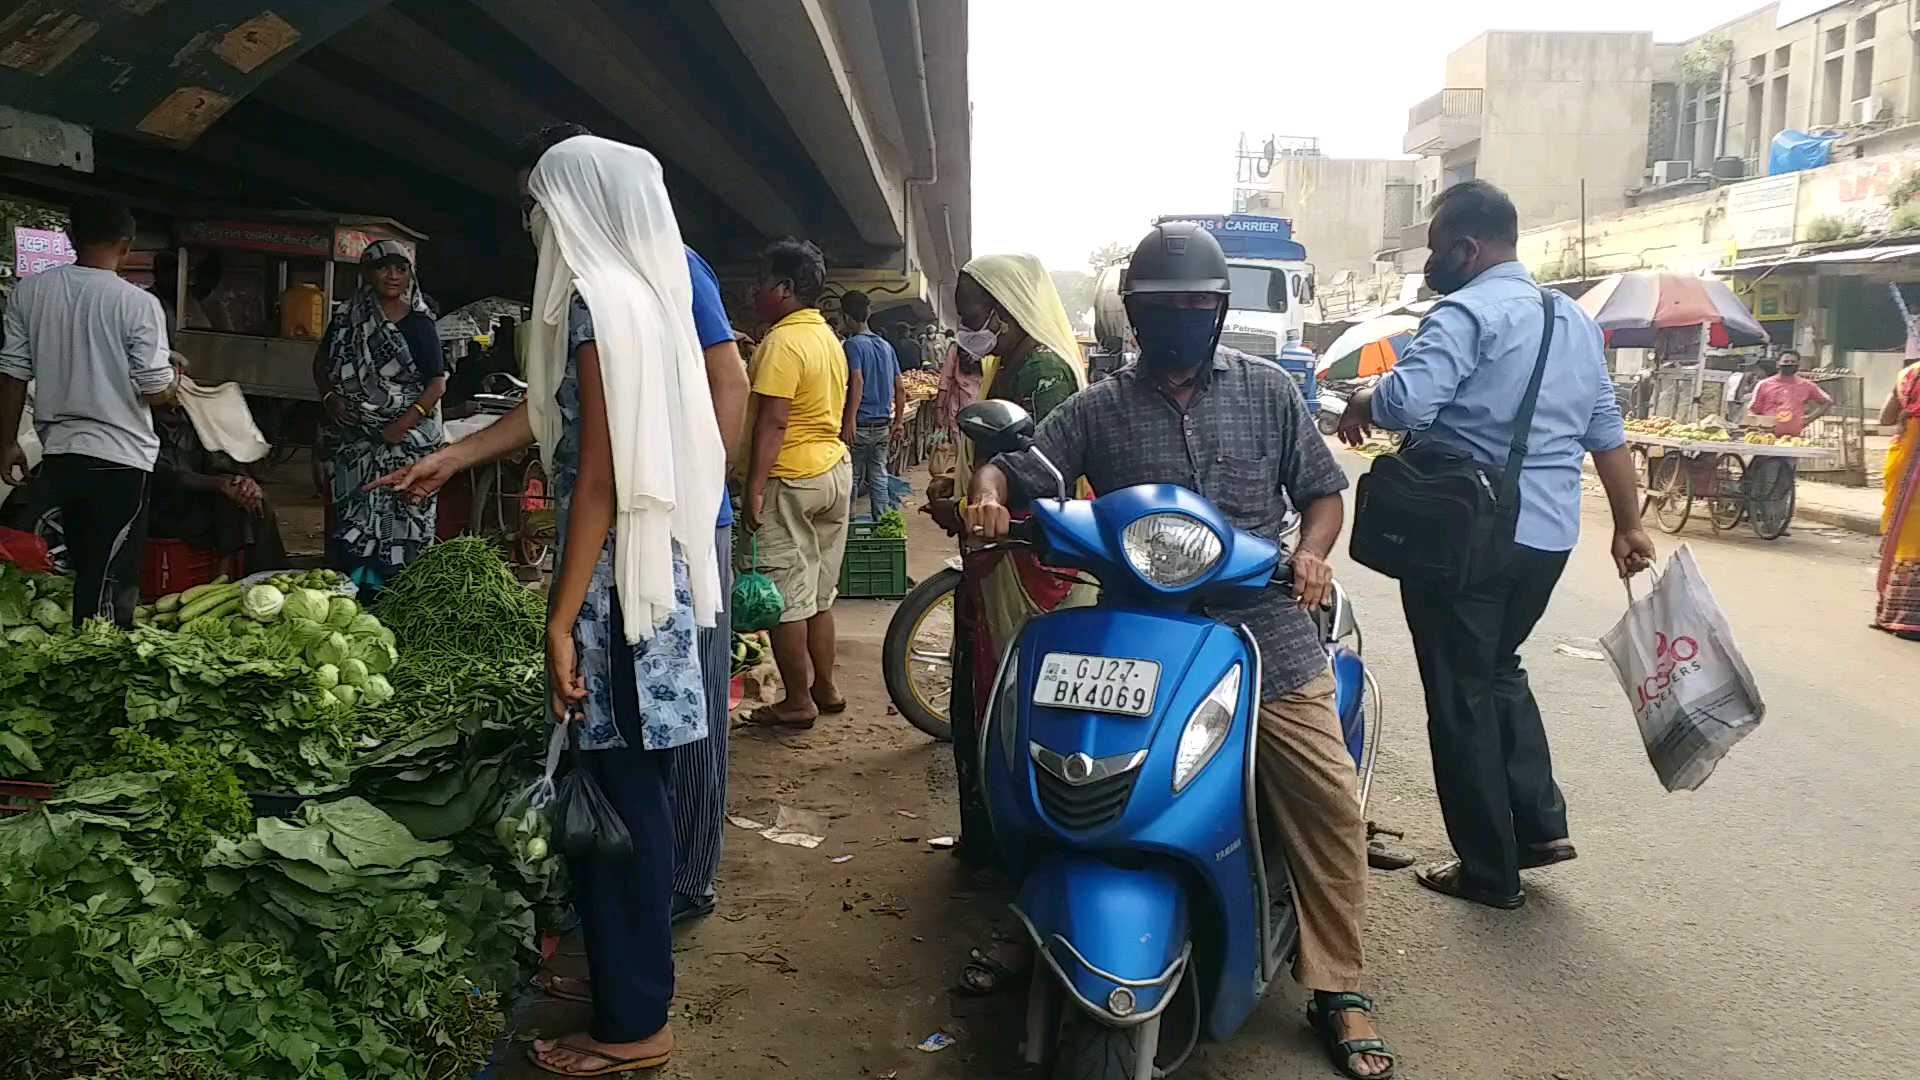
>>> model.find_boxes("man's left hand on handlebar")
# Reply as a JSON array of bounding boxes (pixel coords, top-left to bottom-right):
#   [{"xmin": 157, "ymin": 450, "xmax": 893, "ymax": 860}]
[
  {"xmin": 960, "ymin": 495, "xmax": 1012, "ymax": 541},
  {"xmin": 1290, "ymin": 548, "xmax": 1334, "ymax": 609}
]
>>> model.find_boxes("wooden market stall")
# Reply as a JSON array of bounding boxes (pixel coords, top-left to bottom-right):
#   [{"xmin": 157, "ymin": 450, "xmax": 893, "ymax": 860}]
[{"xmin": 163, "ymin": 210, "xmax": 427, "ymax": 454}]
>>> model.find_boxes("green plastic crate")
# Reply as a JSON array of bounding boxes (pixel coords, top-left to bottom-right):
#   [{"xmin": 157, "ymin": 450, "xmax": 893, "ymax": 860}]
[{"xmin": 839, "ymin": 521, "xmax": 908, "ymax": 599}]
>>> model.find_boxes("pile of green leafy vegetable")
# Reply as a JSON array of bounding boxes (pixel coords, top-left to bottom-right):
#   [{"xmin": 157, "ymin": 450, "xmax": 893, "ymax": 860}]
[
  {"xmin": 0, "ymin": 562, "xmax": 71, "ymax": 645},
  {"xmin": 371, "ymin": 536, "xmax": 546, "ymax": 658},
  {"xmin": 0, "ymin": 620, "xmax": 365, "ymax": 791},
  {"xmin": 872, "ymin": 508, "xmax": 908, "ymax": 539},
  {"xmin": 0, "ymin": 789, "xmax": 524, "ymax": 1080}
]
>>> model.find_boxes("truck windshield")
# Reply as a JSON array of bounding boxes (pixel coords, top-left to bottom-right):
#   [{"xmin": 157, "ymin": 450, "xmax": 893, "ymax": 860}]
[{"xmin": 1227, "ymin": 265, "xmax": 1288, "ymax": 313}]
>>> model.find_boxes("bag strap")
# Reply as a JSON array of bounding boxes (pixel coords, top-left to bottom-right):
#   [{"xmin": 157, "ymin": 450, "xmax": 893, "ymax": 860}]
[{"xmin": 1498, "ymin": 287, "xmax": 1558, "ymax": 504}]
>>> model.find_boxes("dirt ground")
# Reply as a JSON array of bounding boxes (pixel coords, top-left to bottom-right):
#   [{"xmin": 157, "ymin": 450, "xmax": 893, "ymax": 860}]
[{"xmin": 493, "ymin": 472, "xmax": 1032, "ymax": 1079}]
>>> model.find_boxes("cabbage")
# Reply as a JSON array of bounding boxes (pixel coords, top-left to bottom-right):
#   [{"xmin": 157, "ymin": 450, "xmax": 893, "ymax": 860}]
[
  {"xmin": 338, "ymin": 657, "xmax": 369, "ymax": 688},
  {"xmin": 308, "ymin": 631, "xmax": 350, "ymax": 667},
  {"xmin": 285, "ymin": 617, "xmax": 332, "ymax": 649},
  {"xmin": 354, "ymin": 638, "xmax": 396, "ymax": 675},
  {"xmin": 347, "ymin": 612, "xmax": 384, "ymax": 638},
  {"xmin": 329, "ymin": 684, "xmax": 360, "ymax": 707},
  {"xmin": 326, "ymin": 596, "xmax": 359, "ymax": 630},
  {"xmin": 242, "ymin": 585, "xmax": 285, "ymax": 621},
  {"xmin": 282, "ymin": 587, "xmax": 331, "ymax": 624},
  {"xmin": 31, "ymin": 598, "xmax": 66, "ymax": 632},
  {"xmin": 362, "ymin": 674, "xmax": 394, "ymax": 705},
  {"xmin": 313, "ymin": 663, "xmax": 340, "ymax": 690},
  {"xmin": 5, "ymin": 625, "xmax": 49, "ymax": 646}
]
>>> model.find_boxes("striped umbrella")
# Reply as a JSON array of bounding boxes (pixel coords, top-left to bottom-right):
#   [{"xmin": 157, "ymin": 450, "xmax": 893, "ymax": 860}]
[
  {"xmin": 1317, "ymin": 314, "xmax": 1421, "ymax": 380},
  {"xmin": 1575, "ymin": 271, "xmax": 1767, "ymax": 348}
]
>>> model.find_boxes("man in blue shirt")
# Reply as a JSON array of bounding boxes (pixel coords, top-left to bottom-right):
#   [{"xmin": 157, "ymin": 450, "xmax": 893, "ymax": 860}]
[
  {"xmin": 839, "ymin": 291, "xmax": 904, "ymax": 520},
  {"xmin": 1337, "ymin": 181, "xmax": 1654, "ymax": 911}
]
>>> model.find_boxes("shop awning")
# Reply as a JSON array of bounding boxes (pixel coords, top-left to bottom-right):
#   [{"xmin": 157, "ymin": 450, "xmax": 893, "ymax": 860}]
[{"xmin": 1727, "ymin": 242, "xmax": 1920, "ymax": 272}]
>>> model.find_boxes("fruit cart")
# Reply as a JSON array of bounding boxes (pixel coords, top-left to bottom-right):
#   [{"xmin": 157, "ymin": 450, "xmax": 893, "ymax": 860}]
[{"xmin": 1628, "ymin": 430, "xmax": 1839, "ymax": 540}]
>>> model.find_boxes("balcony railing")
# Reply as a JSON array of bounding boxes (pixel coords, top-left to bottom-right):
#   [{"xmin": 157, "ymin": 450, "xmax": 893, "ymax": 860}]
[{"xmin": 1404, "ymin": 88, "xmax": 1484, "ymax": 154}]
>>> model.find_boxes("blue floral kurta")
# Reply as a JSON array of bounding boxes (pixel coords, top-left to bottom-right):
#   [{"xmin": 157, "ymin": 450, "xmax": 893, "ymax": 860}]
[{"xmin": 554, "ymin": 297, "xmax": 707, "ymax": 751}]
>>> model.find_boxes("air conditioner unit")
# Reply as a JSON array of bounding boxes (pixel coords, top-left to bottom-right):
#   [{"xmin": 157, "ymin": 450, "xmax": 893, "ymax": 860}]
[
  {"xmin": 1652, "ymin": 160, "xmax": 1694, "ymax": 185},
  {"xmin": 1855, "ymin": 95, "xmax": 1887, "ymax": 124}
]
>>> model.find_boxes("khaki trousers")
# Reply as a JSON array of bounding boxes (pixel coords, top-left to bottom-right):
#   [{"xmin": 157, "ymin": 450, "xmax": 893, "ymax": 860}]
[{"xmin": 1257, "ymin": 669, "xmax": 1367, "ymax": 991}]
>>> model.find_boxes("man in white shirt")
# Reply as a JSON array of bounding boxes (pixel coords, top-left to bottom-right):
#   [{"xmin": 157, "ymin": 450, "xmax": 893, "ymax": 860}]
[{"xmin": 0, "ymin": 197, "xmax": 178, "ymax": 627}]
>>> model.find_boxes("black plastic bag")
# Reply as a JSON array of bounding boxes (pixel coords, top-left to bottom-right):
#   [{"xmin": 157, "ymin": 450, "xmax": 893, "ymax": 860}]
[{"xmin": 551, "ymin": 731, "xmax": 633, "ymax": 861}]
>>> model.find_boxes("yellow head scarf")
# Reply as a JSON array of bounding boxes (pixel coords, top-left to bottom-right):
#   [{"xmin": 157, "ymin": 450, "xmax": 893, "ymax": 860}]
[
  {"xmin": 962, "ymin": 252, "xmax": 1088, "ymax": 395},
  {"xmin": 958, "ymin": 253, "xmax": 1091, "ymax": 496}
]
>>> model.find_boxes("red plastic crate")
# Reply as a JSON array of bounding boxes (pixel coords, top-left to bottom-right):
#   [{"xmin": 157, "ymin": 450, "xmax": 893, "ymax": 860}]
[
  {"xmin": 141, "ymin": 538, "xmax": 242, "ymax": 601},
  {"xmin": 0, "ymin": 780, "xmax": 54, "ymax": 815}
]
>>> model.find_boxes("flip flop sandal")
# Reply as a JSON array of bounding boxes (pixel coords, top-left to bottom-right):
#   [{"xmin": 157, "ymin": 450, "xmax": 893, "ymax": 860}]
[
  {"xmin": 526, "ymin": 1040, "xmax": 670, "ymax": 1076},
  {"xmin": 1414, "ymin": 859, "xmax": 1525, "ymax": 910},
  {"xmin": 812, "ymin": 696, "xmax": 849, "ymax": 715},
  {"xmin": 744, "ymin": 705, "xmax": 816, "ymax": 730},
  {"xmin": 1520, "ymin": 842, "xmax": 1578, "ymax": 870},
  {"xmin": 531, "ymin": 972, "xmax": 592, "ymax": 1003},
  {"xmin": 1307, "ymin": 992, "xmax": 1398, "ymax": 1080},
  {"xmin": 958, "ymin": 943, "xmax": 1032, "ymax": 995}
]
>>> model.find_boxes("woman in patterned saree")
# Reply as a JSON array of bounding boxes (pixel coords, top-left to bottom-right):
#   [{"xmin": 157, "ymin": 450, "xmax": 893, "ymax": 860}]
[
  {"xmin": 944, "ymin": 254, "xmax": 1097, "ymax": 870},
  {"xmin": 315, "ymin": 240, "xmax": 446, "ymax": 589},
  {"xmin": 1875, "ymin": 360, "xmax": 1920, "ymax": 640}
]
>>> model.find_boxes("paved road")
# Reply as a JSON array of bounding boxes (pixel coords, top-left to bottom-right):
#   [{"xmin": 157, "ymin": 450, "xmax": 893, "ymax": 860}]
[
  {"xmin": 508, "ymin": 458, "xmax": 1917, "ymax": 1079},
  {"xmin": 1183, "ymin": 455, "xmax": 1919, "ymax": 1080}
]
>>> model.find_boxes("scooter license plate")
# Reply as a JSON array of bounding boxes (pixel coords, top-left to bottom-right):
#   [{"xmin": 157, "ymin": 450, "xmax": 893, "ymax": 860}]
[{"xmin": 1033, "ymin": 653, "xmax": 1160, "ymax": 716}]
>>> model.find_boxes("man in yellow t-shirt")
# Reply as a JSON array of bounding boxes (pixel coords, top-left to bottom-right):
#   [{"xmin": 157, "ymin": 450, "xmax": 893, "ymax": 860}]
[{"xmin": 742, "ymin": 239, "xmax": 856, "ymax": 728}]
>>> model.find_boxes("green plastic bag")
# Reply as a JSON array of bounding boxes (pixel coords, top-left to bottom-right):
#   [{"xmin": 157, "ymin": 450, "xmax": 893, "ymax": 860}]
[{"xmin": 732, "ymin": 536, "xmax": 784, "ymax": 632}]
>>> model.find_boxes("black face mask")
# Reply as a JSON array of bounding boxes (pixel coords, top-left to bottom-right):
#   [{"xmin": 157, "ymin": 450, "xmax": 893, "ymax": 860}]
[
  {"xmin": 1423, "ymin": 239, "xmax": 1477, "ymax": 295},
  {"xmin": 1132, "ymin": 306, "xmax": 1220, "ymax": 373}
]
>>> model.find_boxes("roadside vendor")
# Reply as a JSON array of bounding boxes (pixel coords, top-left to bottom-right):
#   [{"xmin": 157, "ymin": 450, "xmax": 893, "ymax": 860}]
[
  {"xmin": 1749, "ymin": 349, "xmax": 1832, "ymax": 437},
  {"xmin": 313, "ymin": 240, "xmax": 446, "ymax": 590},
  {"xmin": 150, "ymin": 396, "xmax": 286, "ymax": 574}
]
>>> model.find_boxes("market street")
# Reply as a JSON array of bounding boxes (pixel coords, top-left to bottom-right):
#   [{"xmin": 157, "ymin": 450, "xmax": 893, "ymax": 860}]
[{"xmin": 506, "ymin": 455, "xmax": 1920, "ymax": 1080}]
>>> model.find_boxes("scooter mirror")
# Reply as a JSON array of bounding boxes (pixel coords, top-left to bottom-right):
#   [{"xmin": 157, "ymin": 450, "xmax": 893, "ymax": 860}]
[{"xmin": 957, "ymin": 400, "xmax": 1035, "ymax": 457}]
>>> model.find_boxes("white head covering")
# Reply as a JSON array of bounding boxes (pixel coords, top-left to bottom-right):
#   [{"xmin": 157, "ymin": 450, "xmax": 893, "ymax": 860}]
[{"xmin": 525, "ymin": 136, "xmax": 725, "ymax": 639}]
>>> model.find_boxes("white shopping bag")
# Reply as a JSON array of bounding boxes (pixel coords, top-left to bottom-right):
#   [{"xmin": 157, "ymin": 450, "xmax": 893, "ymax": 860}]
[{"xmin": 1599, "ymin": 545, "xmax": 1765, "ymax": 792}]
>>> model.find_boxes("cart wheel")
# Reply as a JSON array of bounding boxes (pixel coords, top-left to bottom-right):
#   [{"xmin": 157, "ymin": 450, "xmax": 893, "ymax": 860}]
[
  {"xmin": 1747, "ymin": 458, "xmax": 1797, "ymax": 540},
  {"xmin": 515, "ymin": 458, "xmax": 557, "ymax": 571},
  {"xmin": 1707, "ymin": 454, "xmax": 1747, "ymax": 532},
  {"xmin": 1648, "ymin": 456, "xmax": 1692, "ymax": 534},
  {"xmin": 1630, "ymin": 446, "xmax": 1652, "ymax": 516}
]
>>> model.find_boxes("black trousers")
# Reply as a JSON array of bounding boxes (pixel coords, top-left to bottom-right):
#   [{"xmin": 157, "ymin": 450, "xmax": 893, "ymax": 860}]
[
  {"xmin": 41, "ymin": 454, "xmax": 148, "ymax": 629},
  {"xmin": 1400, "ymin": 545, "xmax": 1571, "ymax": 897},
  {"xmin": 567, "ymin": 596, "xmax": 677, "ymax": 1043}
]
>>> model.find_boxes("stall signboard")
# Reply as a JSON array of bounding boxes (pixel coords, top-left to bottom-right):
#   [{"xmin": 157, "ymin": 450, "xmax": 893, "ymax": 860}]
[
  {"xmin": 334, "ymin": 228, "xmax": 414, "ymax": 264},
  {"xmin": 1728, "ymin": 174, "xmax": 1801, "ymax": 250},
  {"xmin": 178, "ymin": 219, "xmax": 333, "ymax": 257},
  {"xmin": 12, "ymin": 226, "xmax": 75, "ymax": 276}
]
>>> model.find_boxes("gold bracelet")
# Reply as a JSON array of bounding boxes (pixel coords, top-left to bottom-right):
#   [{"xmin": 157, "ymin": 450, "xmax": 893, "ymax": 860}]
[{"xmin": 412, "ymin": 403, "xmax": 428, "ymax": 418}]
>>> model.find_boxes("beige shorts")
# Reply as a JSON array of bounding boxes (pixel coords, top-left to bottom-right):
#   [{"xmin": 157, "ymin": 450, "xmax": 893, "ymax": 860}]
[{"xmin": 747, "ymin": 461, "xmax": 852, "ymax": 622}]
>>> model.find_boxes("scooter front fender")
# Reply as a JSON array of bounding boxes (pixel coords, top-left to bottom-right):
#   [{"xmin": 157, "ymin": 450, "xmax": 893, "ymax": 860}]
[{"xmin": 1012, "ymin": 854, "xmax": 1190, "ymax": 1025}]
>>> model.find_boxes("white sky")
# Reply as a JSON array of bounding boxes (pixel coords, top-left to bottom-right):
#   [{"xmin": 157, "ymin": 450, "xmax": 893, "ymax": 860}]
[{"xmin": 967, "ymin": 0, "xmax": 1775, "ymax": 272}]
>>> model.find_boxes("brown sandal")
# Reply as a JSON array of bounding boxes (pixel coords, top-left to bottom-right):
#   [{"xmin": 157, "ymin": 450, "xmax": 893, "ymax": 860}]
[
  {"xmin": 526, "ymin": 1040, "xmax": 670, "ymax": 1076},
  {"xmin": 744, "ymin": 704, "xmax": 816, "ymax": 730}
]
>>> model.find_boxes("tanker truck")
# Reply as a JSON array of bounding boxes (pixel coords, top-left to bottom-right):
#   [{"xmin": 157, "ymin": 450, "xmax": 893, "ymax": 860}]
[{"xmin": 1089, "ymin": 213, "xmax": 1319, "ymax": 408}]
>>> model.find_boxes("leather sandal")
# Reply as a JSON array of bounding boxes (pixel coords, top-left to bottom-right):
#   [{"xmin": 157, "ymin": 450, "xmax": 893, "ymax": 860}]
[
  {"xmin": 1520, "ymin": 841, "xmax": 1577, "ymax": 869},
  {"xmin": 1308, "ymin": 991, "xmax": 1397, "ymax": 1079},
  {"xmin": 1414, "ymin": 859, "xmax": 1525, "ymax": 910}
]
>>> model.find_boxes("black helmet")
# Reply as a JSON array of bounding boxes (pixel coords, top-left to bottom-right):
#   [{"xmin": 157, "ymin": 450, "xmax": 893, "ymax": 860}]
[{"xmin": 1121, "ymin": 222, "xmax": 1231, "ymax": 297}]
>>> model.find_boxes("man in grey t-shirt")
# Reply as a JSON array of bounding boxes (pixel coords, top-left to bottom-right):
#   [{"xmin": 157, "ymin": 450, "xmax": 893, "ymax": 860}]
[{"xmin": 0, "ymin": 198, "xmax": 177, "ymax": 627}]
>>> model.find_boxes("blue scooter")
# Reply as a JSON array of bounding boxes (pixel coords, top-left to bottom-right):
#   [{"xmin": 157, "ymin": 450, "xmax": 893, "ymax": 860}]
[{"xmin": 958, "ymin": 401, "xmax": 1380, "ymax": 1080}]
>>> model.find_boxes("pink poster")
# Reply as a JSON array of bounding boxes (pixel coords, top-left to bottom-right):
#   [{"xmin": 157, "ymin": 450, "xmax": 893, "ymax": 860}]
[{"xmin": 13, "ymin": 227, "xmax": 75, "ymax": 277}]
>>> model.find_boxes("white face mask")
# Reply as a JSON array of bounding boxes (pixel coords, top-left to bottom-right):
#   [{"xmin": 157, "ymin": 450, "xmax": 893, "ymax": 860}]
[{"xmin": 955, "ymin": 325, "xmax": 998, "ymax": 359}]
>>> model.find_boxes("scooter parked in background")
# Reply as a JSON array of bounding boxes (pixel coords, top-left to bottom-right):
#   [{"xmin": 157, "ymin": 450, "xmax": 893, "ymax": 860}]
[{"xmin": 956, "ymin": 401, "xmax": 1380, "ymax": 1080}]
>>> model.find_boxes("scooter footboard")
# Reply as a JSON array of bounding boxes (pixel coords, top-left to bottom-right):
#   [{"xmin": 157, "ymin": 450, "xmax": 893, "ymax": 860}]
[{"xmin": 1011, "ymin": 854, "xmax": 1191, "ymax": 1025}]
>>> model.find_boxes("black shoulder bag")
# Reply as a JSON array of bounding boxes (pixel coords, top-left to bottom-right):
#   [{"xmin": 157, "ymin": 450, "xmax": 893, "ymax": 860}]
[{"xmin": 1348, "ymin": 287, "xmax": 1556, "ymax": 594}]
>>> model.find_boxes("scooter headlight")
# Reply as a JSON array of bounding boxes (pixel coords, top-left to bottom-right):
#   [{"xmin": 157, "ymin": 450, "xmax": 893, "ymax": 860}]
[
  {"xmin": 1172, "ymin": 664, "xmax": 1241, "ymax": 792},
  {"xmin": 1121, "ymin": 513, "xmax": 1223, "ymax": 588}
]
